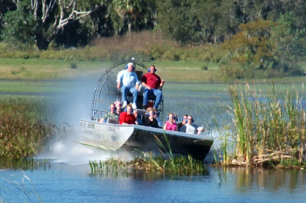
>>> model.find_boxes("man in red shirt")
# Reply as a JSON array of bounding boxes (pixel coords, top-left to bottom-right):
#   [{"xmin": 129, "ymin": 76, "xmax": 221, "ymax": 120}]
[
  {"xmin": 119, "ymin": 104, "xmax": 136, "ymax": 124},
  {"xmin": 141, "ymin": 65, "xmax": 165, "ymax": 110}
]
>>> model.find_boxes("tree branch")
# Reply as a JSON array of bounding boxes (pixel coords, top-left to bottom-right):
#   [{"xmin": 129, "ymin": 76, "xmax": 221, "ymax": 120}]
[{"xmin": 57, "ymin": 10, "xmax": 96, "ymax": 30}]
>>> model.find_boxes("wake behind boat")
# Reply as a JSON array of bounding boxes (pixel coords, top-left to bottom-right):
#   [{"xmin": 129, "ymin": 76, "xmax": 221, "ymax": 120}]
[{"xmin": 80, "ymin": 59, "xmax": 213, "ymax": 160}]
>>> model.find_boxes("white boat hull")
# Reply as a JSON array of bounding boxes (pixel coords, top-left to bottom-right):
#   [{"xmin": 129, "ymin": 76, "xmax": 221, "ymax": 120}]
[{"xmin": 80, "ymin": 120, "xmax": 213, "ymax": 160}]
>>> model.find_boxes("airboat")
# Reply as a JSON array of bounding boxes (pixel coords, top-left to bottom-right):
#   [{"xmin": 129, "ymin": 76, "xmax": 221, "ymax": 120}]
[{"xmin": 79, "ymin": 59, "xmax": 213, "ymax": 160}]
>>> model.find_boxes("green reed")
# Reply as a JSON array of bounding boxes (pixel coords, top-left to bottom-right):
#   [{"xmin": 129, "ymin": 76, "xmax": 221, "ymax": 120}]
[
  {"xmin": 89, "ymin": 133, "xmax": 207, "ymax": 175},
  {"xmin": 89, "ymin": 159, "xmax": 129, "ymax": 176},
  {"xmin": 0, "ymin": 97, "xmax": 57, "ymax": 159},
  {"xmin": 226, "ymin": 83, "xmax": 306, "ymax": 166}
]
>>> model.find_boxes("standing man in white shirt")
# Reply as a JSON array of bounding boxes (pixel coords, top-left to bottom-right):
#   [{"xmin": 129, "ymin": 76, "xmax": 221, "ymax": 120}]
[{"xmin": 117, "ymin": 63, "xmax": 139, "ymax": 109}]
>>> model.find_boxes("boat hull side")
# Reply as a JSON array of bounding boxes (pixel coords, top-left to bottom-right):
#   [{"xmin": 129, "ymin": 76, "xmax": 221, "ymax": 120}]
[
  {"xmin": 79, "ymin": 120, "xmax": 134, "ymax": 151},
  {"xmin": 126, "ymin": 126, "xmax": 213, "ymax": 160}
]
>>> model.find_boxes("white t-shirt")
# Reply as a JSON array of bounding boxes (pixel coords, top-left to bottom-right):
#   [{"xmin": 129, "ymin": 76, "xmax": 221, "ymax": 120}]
[{"xmin": 179, "ymin": 123, "xmax": 198, "ymax": 134}]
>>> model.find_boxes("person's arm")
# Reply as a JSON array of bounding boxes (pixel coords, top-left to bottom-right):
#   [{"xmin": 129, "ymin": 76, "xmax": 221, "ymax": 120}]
[
  {"xmin": 160, "ymin": 79, "xmax": 165, "ymax": 88},
  {"xmin": 163, "ymin": 122, "xmax": 167, "ymax": 130},
  {"xmin": 141, "ymin": 75, "xmax": 151, "ymax": 90},
  {"xmin": 116, "ymin": 71, "xmax": 122, "ymax": 88},
  {"xmin": 117, "ymin": 71, "xmax": 125, "ymax": 90},
  {"xmin": 175, "ymin": 124, "xmax": 178, "ymax": 131},
  {"xmin": 142, "ymin": 82, "xmax": 151, "ymax": 90}
]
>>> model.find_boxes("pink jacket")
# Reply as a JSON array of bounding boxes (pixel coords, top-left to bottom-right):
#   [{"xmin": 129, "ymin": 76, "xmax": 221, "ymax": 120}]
[{"xmin": 164, "ymin": 121, "xmax": 177, "ymax": 131}]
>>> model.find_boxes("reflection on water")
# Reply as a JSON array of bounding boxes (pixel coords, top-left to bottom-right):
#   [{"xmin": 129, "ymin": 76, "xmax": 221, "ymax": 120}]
[
  {"xmin": 220, "ymin": 167, "xmax": 306, "ymax": 193},
  {"xmin": 1, "ymin": 163, "xmax": 305, "ymax": 202}
]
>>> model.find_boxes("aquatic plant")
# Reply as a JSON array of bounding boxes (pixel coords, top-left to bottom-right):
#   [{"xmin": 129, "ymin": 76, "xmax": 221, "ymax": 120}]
[
  {"xmin": 225, "ymin": 82, "xmax": 306, "ymax": 167},
  {"xmin": 0, "ymin": 97, "xmax": 58, "ymax": 159},
  {"xmin": 89, "ymin": 133, "xmax": 207, "ymax": 175},
  {"xmin": 89, "ymin": 159, "xmax": 129, "ymax": 176}
]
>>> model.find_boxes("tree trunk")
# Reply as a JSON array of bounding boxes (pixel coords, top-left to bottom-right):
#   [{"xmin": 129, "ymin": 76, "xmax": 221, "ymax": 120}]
[{"xmin": 128, "ymin": 19, "xmax": 131, "ymax": 42}]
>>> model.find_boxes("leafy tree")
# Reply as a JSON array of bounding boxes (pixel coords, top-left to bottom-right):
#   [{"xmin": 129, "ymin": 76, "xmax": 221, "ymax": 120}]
[
  {"xmin": 221, "ymin": 20, "xmax": 274, "ymax": 78},
  {"xmin": 1, "ymin": 1, "xmax": 38, "ymax": 50},
  {"xmin": 157, "ymin": 0, "xmax": 202, "ymax": 44},
  {"xmin": 1, "ymin": 0, "xmax": 108, "ymax": 50},
  {"xmin": 270, "ymin": 12, "xmax": 306, "ymax": 74},
  {"xmin": 0, "ymin": 0, "xmax": 17, "ymax": 40},
  {"xmin": 221, "ymin": 13, "xmax": 306, "ymax": 79},
  {"xmin": 112, "ymin": 0, "xmax": 156, "ymax": 36}
]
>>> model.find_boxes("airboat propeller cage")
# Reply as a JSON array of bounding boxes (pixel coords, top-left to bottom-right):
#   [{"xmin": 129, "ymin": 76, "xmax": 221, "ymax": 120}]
[{"xmin": 90, "ymin": 59, "xmax": 164, "ymax": 121}]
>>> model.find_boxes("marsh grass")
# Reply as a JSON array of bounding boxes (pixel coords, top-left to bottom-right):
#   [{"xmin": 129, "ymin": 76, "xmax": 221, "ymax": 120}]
[
  {"xmin": 223, "ymin": 82, "xmax": 306, "ymax": 167},
  {"xmin": 0, "ymin": 97, "xmax": 58, "ymax": 159},
  {"xmin": 89, "ymin": 159, "xmax": 129, "ymax": 177},
  {"xmin": 89, "ymin": 133, "xmax": 207, "ymax": 175}
]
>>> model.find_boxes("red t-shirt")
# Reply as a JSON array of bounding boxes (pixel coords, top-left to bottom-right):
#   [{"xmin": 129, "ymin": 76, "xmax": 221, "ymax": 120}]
[
  {"xmin": 119, "ymin": 112, "xmax": 136, "ymax": 124},
  {"xmin": 141, "ymin": 73, "xmax": 161, "ymax": 89}
]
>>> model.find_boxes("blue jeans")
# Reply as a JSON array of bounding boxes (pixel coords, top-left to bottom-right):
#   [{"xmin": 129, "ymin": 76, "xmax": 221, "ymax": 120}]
[
  {"xmin": 143, "ymin": 89, "xmax": 162, "ymax": 109},
  {"xmin": 121, "ymin": 86, "xmax": 138, "ymax": 103}
]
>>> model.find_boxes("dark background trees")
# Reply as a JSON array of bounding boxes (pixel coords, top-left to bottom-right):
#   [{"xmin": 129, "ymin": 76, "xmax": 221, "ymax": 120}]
[
  {"xmin": 1, "ymin": 0, "xmax": 306, "ymax": 49},
  {"xmin": 1, "ymin": 0, "xmax": 306, "ymax": 78}
]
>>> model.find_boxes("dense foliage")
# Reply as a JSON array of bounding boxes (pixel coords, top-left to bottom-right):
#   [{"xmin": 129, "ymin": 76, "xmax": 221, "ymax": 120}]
[
  {"xmin": 0, "ymin": 98, "xmax": 57, "ymax": 159},
  {"xmin": 1, "ymin": 0, "xmax": 306, "ymax": 49},
  {"xmin": 1, "ymin": 0, "xmax": 306, "ymax": 79},
  {"xmin": 221, "ymin": 13, "xmax": 306, "ymax": 78}
]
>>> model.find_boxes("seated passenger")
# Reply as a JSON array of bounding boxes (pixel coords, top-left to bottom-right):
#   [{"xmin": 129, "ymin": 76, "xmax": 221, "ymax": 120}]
[
  {"xmin": 143, "ymin": 109, "xmax": 159, "ymax": 128},
  {"xmin": 163, "ymin": 113, "xmax": 178, "ymax": 131},
  {"xmin": 99, "ymin": 103, "xmax": 119, "ymax": 124},
  {"xmin": 119, "ymin": 104, "xmax": 136, "ymax": 125},
  {"xmin": 114, "ymin": 101, "xmax": 122, "ymax": 114},
  {"xmin": 153, "ymin": 108, "xmax": 162, "ymax": 127},
  {"xmin": 179, "ymin": 115, "xmax": 203, "ymax": 134},
  {"xmin": 141, "ymin": 65, "xmax": 165, "ymax": 110},
  {"xmin": 117, "ymin": 63, "xmax": 139, "ymax": 109},
  {"xmin": 133, "ymin": 109, "xmax": 143, "ymax": 125},
  {"xmin": 177, "ymin": 114, "xmax": 188, "ymax": 130}
]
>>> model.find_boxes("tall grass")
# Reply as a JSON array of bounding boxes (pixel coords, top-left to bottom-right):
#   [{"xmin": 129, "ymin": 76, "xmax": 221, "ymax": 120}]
[
  {"xmin": 0, "ymin": 97, "xmax": 57, "ymax": 159},
  {"xmin": 225, "ymin": 83, "xmax": 306, "ymax": 167},
  {"xmin": 89, "ymin": 133, "xmax": 207, "ymax": 175}
]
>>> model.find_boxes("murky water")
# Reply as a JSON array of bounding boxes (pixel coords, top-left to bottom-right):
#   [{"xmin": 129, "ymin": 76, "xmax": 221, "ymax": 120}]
[{"xmin": 1, "ymin": 79, "xmax": 306, "ymax": 202}]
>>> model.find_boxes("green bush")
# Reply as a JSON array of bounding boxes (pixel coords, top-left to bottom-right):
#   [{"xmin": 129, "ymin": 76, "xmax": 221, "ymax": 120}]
[{"xmin": 201, "ymin": 65, "xmax": 208, "ymax": 70}]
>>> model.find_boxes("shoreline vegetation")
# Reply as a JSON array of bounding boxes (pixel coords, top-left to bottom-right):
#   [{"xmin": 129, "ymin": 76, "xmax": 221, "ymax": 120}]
[
  {"xmin": 0, "ymin": 97, "xmax": 60, "ymax": 160},
  {"xmin": 217, "ymin": 83, "xmax": 306, "ymax": 169}
]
